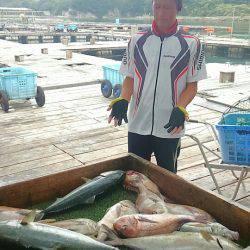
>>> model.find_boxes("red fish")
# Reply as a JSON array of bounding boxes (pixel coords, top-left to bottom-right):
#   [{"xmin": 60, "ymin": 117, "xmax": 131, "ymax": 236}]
[
  {"xmin": 114, "ymin": 213, "xmax": 207, "ymax": 238},
  {"xmin": 124, "ymin": 171, "xmax": 164, "ymax": 198},
  {"xmin": 97, "ymin": 200, "xmax": 137, "ymax": 241}
]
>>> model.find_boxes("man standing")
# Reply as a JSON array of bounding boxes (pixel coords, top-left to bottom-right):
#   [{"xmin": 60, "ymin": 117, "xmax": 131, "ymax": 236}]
[{"xmin": 108, "ymin": 0, "xmax": 207, "ymax": 173}]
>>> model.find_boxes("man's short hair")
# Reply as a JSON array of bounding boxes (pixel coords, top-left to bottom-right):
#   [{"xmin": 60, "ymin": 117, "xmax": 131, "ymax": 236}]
[{"xmin": 152, "ymin": 0, "xmax": 182, "ymax": 12}]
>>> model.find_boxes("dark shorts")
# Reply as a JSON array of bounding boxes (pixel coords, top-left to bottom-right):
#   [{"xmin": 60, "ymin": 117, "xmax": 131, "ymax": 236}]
[{"xmin": 128, "ymin": 132, "xmax": 181, "ymax": 173}]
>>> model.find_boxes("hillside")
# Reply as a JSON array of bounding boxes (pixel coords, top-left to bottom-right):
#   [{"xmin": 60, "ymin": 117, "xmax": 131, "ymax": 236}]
[{"xmin": 0, "ymin": 0, "xmax": 249, "ymax": 17}]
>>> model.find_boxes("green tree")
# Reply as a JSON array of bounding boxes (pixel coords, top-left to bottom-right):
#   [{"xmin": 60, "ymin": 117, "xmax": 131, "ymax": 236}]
[{"xmin": 0, "ymin": 0, "xmax": 249, "ymax": 18}]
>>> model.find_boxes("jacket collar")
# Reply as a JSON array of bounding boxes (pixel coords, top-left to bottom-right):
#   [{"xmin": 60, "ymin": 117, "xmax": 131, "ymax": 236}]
[{"xmin": 152, "ymin": 19, "xmax": 178, "ymax": 38}]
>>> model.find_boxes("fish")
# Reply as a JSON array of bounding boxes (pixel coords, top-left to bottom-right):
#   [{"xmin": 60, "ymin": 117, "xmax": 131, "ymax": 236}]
[
  {"xmin": 135, "ymin": 184, "xmax": 169, "ymax": 214},
  {"xmin": 125, "ymin": 171, "xmax": 214, "ymax": 222},
  {"xmin": 113, "ymin": 212, "xmax": 207, "ymax": 238},
  {"xmin": 163, "ymin": 202, "xmax": 215, "ymax": 222},
  {"xmin": 124, "ymin": 171, "xmax": 214, "ymax": 222},
  {"xmin": 97, "ymin": 200, "xmax": 138, "ymax": 241},
  {"xmin": 0, "ymin": 219, "xmax": 117, "ymax": 250},
  {"xmin": 104, "ymin": 225, "xmax": 242, "ymax": 250},
  {"xmin": 36, "ymin": 170, "xmax": 124, "ymax": 220},
  {"xmin": 44, "ymin": 218, "xmax": 98, "ymax": 237},
  {"xmin": 135, "ymin": 185, "xmax": 214, "ymax": 223},
  {"xmin": 180, "ymin": 222, "xmax": 239, "ymax": 241},
  {"xmin": 0, "ymin": 206, "xmax": 41, "ymax": 222},
  {"xmin": 124, "ymin": 170, "xmax": 165, "ymax": 199}
]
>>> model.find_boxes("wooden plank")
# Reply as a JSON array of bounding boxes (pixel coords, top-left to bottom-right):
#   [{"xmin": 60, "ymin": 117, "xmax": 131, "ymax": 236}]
[
  {"xmin": 0, "ymin": 159, "xmax": 83, "ymax": 187},
  {"xmin": 0, "ymin": 96, "xmax": 108, "ymax": 131},
  {"xmin": 217, "ymin": 178, "xmax": 250, "ymax": 200},
  {"xmin": 179, "ymin": 140, "xmax": 218, "ymax": 159},
  {"xmin": 0, "ymin": 126, "xmax": 117, "ymax": 155},
  {"xmin": 74, "ymin": 144, "xmax": 128, "ymax": 164},
  {"xmin": 0, "ymin": 115, "xmax": 94, "ymax": 136},
  {"xmin": 85, "ymin": 152, "xmax": 128, "ymax": 165},
  {"xmin": 195, "ymin": 101, "xmax": 228, "ymax": 113},
  {"xmin": 55, "ymin": 130, "xmax": 127, "ymax": 155},
  {"xmin": 237, "ymin": 196, "xmax": 250, "ymax": 208},
  {"xmin": 2, "ymin": 98, "xmax": 107, "ymax": 122},
  {"xmin": 193, "ymin": 170, "xmax": 249, "ymax": 191},
  {"xmin": 178, "ymin": 153, "xmax": 219, "ymax": 170},
  {"xmin": 0, "ymin": 121, "xmax": 110, "ymax": 149},
  {"xmin": 0, "ymin": 116, "xmax": 97, "ymax": 139},
  {"xmin": 151, "ymin": 156, "xmax": 222, "ymax": 182},
  {"xmin": 0, "ymin": 145, "xmax": 63, "ymax": 168},
  {"xmin": 62, "ymin": 137, "xmax": 127, "ymax": 157},
  {"xmin": 181, "ymin": 133, "xmax": 214, "ymax": 149},
  {"xmin": 0, "ymin": 154, "xmax": 73, "ymax": 177},
  {"xmin": 0, "ymin": 102, "xmax": 108, "ymax": 133},
  {"xmin": 1, "ymin": 95, "xmax": 108, "ymax": 125},
  {"xmin": 178, "ymin": 162, "xmax": 223, "ymax": 181}
]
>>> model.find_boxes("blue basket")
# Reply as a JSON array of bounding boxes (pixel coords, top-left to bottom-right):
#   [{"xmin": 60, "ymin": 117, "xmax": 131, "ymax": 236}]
[
  {"xmin": 67, "ymin": 24, "xmax": 78, "ymax": 31},
  {"xmin": 55, "ymin": 24, "xmax": 64, "ymax": 31},
  {"xmin": 216, "ymin": 113, "xmax": 250, "ymax": 165},
  {"xmin": 102, "ymin": 63, "xmax": 124, "ymax": 87},
  {"xmin": 0, "ymin": 67, "xmax": 37, "ymax": 100}
]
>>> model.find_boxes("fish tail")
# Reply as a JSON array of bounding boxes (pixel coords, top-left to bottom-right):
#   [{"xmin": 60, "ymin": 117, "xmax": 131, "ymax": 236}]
[
  {"xmin": 97, "ymin": 231, "xmax": 108, "ymax": 241},
  {"xmin": 231, "ymin": 231, "xmax": 239, "ymax": 241},
  {"xmin": 20, "ymin": 210, "xmax": 37, "ymax": 225},
  {"xmin": 99, "ymin": 225, "xmax": 123, "ymax": 246},
  {"xmin": 34, "ymin": 211, "xmax": 45, "ymax": 221}
]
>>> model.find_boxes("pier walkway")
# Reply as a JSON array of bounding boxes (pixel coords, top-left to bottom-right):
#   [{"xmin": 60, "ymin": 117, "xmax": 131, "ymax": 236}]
[{"xmin": 0, "ymin": 39, "xmax": 249, "ymax": 209}]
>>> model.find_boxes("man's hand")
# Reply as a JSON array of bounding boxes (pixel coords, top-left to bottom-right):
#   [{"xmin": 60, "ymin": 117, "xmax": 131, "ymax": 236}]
[
  {"xmin": 108, "ymin": 98, "xmax": 128, "ymax": 126},
  {"xmin": 164, "ymin": 106, "xmax": 188, "ymax": 134}
]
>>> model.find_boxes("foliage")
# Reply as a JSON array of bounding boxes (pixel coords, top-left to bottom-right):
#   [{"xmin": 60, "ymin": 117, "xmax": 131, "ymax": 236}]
[{"xmin": 0, "ymin": 0, "xmax": 249, "ymax": 18}]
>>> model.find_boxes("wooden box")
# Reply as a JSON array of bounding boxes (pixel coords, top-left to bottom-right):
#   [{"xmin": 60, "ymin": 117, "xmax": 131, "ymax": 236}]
[{"xmin": 0, "ymin": 154, "xmax": 249, "ymax": 242}]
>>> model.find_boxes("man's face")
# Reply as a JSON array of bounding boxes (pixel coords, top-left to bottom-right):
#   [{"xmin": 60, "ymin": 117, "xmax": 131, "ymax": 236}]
[{"xmin": 152, "ymin": 0, "xmax": 177, "ymax": 24}]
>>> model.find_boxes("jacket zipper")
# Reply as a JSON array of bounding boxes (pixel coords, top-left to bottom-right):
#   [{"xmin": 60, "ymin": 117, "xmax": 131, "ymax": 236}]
[{"xmin": 151, "ymin": 37, "xmax": 164, "ymax": 135}]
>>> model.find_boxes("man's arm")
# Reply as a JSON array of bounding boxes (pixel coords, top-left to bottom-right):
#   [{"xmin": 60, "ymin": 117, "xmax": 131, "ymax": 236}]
[
  {"xmin": 168, "ymin": 82, "xmax": 197, "ymax": 135},
  {"xmin": 176, "ymin": 82, "xmax": 197, "ymax": 108},
  {"xmin": 121, "ymin": 76, "xmax": 134, "ymax": 102},
  {"xmin": 165, "ymin": 38, "xmax": 206, "ymax": 134},
  {"xmin": 108, "ymin": 76, "xmax": 134, "ymax": 126}
]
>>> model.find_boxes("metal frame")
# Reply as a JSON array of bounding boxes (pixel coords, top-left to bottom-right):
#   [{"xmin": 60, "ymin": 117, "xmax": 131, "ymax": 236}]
[{"xmin": 186, "ymin": 119, "xmax": 249, "ymax": 200}]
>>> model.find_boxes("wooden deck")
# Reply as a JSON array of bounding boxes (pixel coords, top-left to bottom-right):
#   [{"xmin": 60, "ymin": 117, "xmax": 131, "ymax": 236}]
[
  {"xmin": 0, "ymin": 84, "xmax": 249, "ymax": 208},
  {"xmin": 0, "ymin": 38, "xmax": 249, "ymax": 209}
]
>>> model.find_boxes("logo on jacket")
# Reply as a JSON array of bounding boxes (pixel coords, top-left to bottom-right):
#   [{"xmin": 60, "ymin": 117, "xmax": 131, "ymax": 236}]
[
  {"xmin": 122, "ymin": 51, "xmax": 128, "ymax": 65},
  {"xmin": 163, "ymin": 55, "xmax": 176, "ymax": 59},
  {"xmin": 197, "ymin": 50, "xmax": 205, "ymax": 70}
]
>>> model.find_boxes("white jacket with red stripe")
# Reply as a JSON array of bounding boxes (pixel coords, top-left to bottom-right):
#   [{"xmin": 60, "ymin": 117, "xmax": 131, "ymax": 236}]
[{"xmin": 120, "ymin": 29, "xmax": 207, "ymax": 138}]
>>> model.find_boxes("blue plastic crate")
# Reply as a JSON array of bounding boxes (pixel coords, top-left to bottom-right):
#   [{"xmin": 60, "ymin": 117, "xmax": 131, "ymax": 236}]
[
  {"xmin": 0, "ymin": 67, "xmax": 37, "ymax": 100},
  {"xmin": 67, "ymin": 24, "xmax": 78, "ymax": 32},
  {"xmin": 216, "ymin": 113, "xmax": 250, "ymax": 165},
  {"xmin": 102, "ymin": 63, "xmax": 124, "ymax": 87},
  {"xmin": 55, "ymin": 24, "xmax": 64, "ymax": 31}
]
